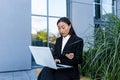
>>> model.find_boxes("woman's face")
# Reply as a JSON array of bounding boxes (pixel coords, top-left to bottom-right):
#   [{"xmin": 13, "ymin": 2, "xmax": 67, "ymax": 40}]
[{"xmin": 57, "ymin": 22, "xmax": 71, "ymax": 37}]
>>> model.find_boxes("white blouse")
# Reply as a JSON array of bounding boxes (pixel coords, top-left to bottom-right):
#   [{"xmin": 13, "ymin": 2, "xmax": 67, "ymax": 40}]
[{"xmin": 61, "ymin": 35, "xmax": 71, "ymax": 53}]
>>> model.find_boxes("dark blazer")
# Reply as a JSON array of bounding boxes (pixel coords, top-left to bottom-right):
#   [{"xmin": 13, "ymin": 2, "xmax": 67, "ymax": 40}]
[
  {"xmin": 53, "ymin": 35, "xmax": 84, "ymax": 79},
  {"xmin": 38, "ymin": 35, "xmax": 84, "ymax": 80}
]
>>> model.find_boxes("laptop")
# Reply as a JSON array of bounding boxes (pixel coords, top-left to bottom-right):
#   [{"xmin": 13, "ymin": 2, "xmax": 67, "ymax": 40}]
[{"xmin": 29, "ymin": 46, "xmax": 72, "ymax": 69}]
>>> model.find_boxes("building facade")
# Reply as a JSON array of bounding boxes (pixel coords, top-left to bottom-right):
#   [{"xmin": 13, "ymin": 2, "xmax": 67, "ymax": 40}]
[{"xmin": 0, "ymin": 0, "xmax": 119, "ymax": 72}]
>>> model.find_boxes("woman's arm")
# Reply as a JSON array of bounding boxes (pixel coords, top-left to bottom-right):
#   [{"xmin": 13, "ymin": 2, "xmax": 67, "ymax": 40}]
[
  {"xmin": 64, "ymin": 38, "xmax": 84, "ymax": 65},
  {"xmin": 72, "ymin": 39, "xmax": 83, "ymax": 64}
]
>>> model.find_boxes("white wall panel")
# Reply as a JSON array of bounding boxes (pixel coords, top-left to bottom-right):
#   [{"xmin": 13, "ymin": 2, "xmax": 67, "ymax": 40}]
[
  {"xmin": 0, "ymin": 0, "xmax": 31, "ymax": 72},
  {"xmin": 70, "ymin": 0, "xmax": 94, "ymax": 50}
]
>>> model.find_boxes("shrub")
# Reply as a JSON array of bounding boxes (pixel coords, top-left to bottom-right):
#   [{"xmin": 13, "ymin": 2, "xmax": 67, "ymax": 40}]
[{"xmin": 81, "ymin": 15, "xmax": 120, "ymax": 80}]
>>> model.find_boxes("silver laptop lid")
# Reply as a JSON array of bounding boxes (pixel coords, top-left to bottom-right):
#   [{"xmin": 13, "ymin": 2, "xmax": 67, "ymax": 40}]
[{"xmin": 29, "ymin": 46, "xmax": 57, "ymax": 69}]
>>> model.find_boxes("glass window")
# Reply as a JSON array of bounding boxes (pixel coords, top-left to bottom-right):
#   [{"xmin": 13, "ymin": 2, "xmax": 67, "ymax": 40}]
[
  {"xmin": 101, "ymin": 0, "xmax": 112, "ymax": 15},
  {"xmin": 101, "ymin": 0, "xmax": 113, "ymax": 21},
  {"xmin": 49, "ymin": 0, "xmax": 66, "ymax": 16},
  {"xmin": 94, "ymin": 0, "xmax": 115, "ymax": 24},
  {"xmin": 32, "ymin": 0, "xmax": 47, "ymax": 15},
  {"xmin": 31, "ymin": 0, "xmax": 67, "ymax": 66},
  {"xmin": 32, "ymin": 16, "xmax": 47, "ymax": 46},
  {"xmin": 49, "ymin": 18, "xmax": 60, "ymax": 45}
]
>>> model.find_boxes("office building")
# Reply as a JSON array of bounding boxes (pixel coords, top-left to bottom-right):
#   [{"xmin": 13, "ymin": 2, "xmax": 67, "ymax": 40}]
[{"xmin": 0, "ymin": 0, "xmax": 119, "ymax": 73}]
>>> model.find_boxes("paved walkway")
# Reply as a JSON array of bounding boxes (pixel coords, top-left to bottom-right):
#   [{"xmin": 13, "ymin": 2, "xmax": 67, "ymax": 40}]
[
  {"xmin": 0, "ymin": 68, "xmax": 91, "ymax": 80},
  {"xmin": 0, "ymin": 69, "xmax": 39, "ymax": 80}
]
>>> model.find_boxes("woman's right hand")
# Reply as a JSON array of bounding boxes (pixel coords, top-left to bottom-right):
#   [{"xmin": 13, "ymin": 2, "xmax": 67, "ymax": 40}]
[
  {"xmin": 54, "ymin": 59, "xmax": 61, "ymax": 63},
  {"xmin": 65, "ymin": 53, "xmax": 74, "ymax": 60}
]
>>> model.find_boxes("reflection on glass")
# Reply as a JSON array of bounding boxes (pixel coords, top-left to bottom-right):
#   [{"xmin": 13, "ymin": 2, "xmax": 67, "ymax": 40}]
[
  {"xmin": 101, "ymin": 0, "xmax": 112, "ymax": 21},
  {"xmin": 32, "ymin": 0, "xmax": 47, "ymax": 15},
  {"xmin": 49, "ymin": 18, "xmax": 60, "ymax": 45},
  {"xmin": 101, "ymin": 4, "xmax": 112, "ymax": 15},
  {"xmin": 31, "ymin": 0, "xmax": 67, "ymax": 66},
  {"xmin": 49, "ymin": 0, "xmax": 66, "ymax": 16},
  {"xmin": 32, "ymin": 16, "xmax": 47, "ymax": 46}
]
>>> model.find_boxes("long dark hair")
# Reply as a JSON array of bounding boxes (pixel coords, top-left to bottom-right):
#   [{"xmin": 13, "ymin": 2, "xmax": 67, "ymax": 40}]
[{"xmin": 57, "ymin": 17, "xmax": 76, "ymax": 36}]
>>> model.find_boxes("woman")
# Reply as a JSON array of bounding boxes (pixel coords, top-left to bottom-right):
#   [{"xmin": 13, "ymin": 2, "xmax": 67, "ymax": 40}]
[{"xmin": 37, "ymin": 17, "xmax": 84, "ymax": 80}]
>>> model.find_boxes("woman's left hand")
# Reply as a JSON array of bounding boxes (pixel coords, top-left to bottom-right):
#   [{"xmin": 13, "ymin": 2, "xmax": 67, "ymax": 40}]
[{"xmin": 65, "ymin": 53, "xmax": 74, "ymax": 60}]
